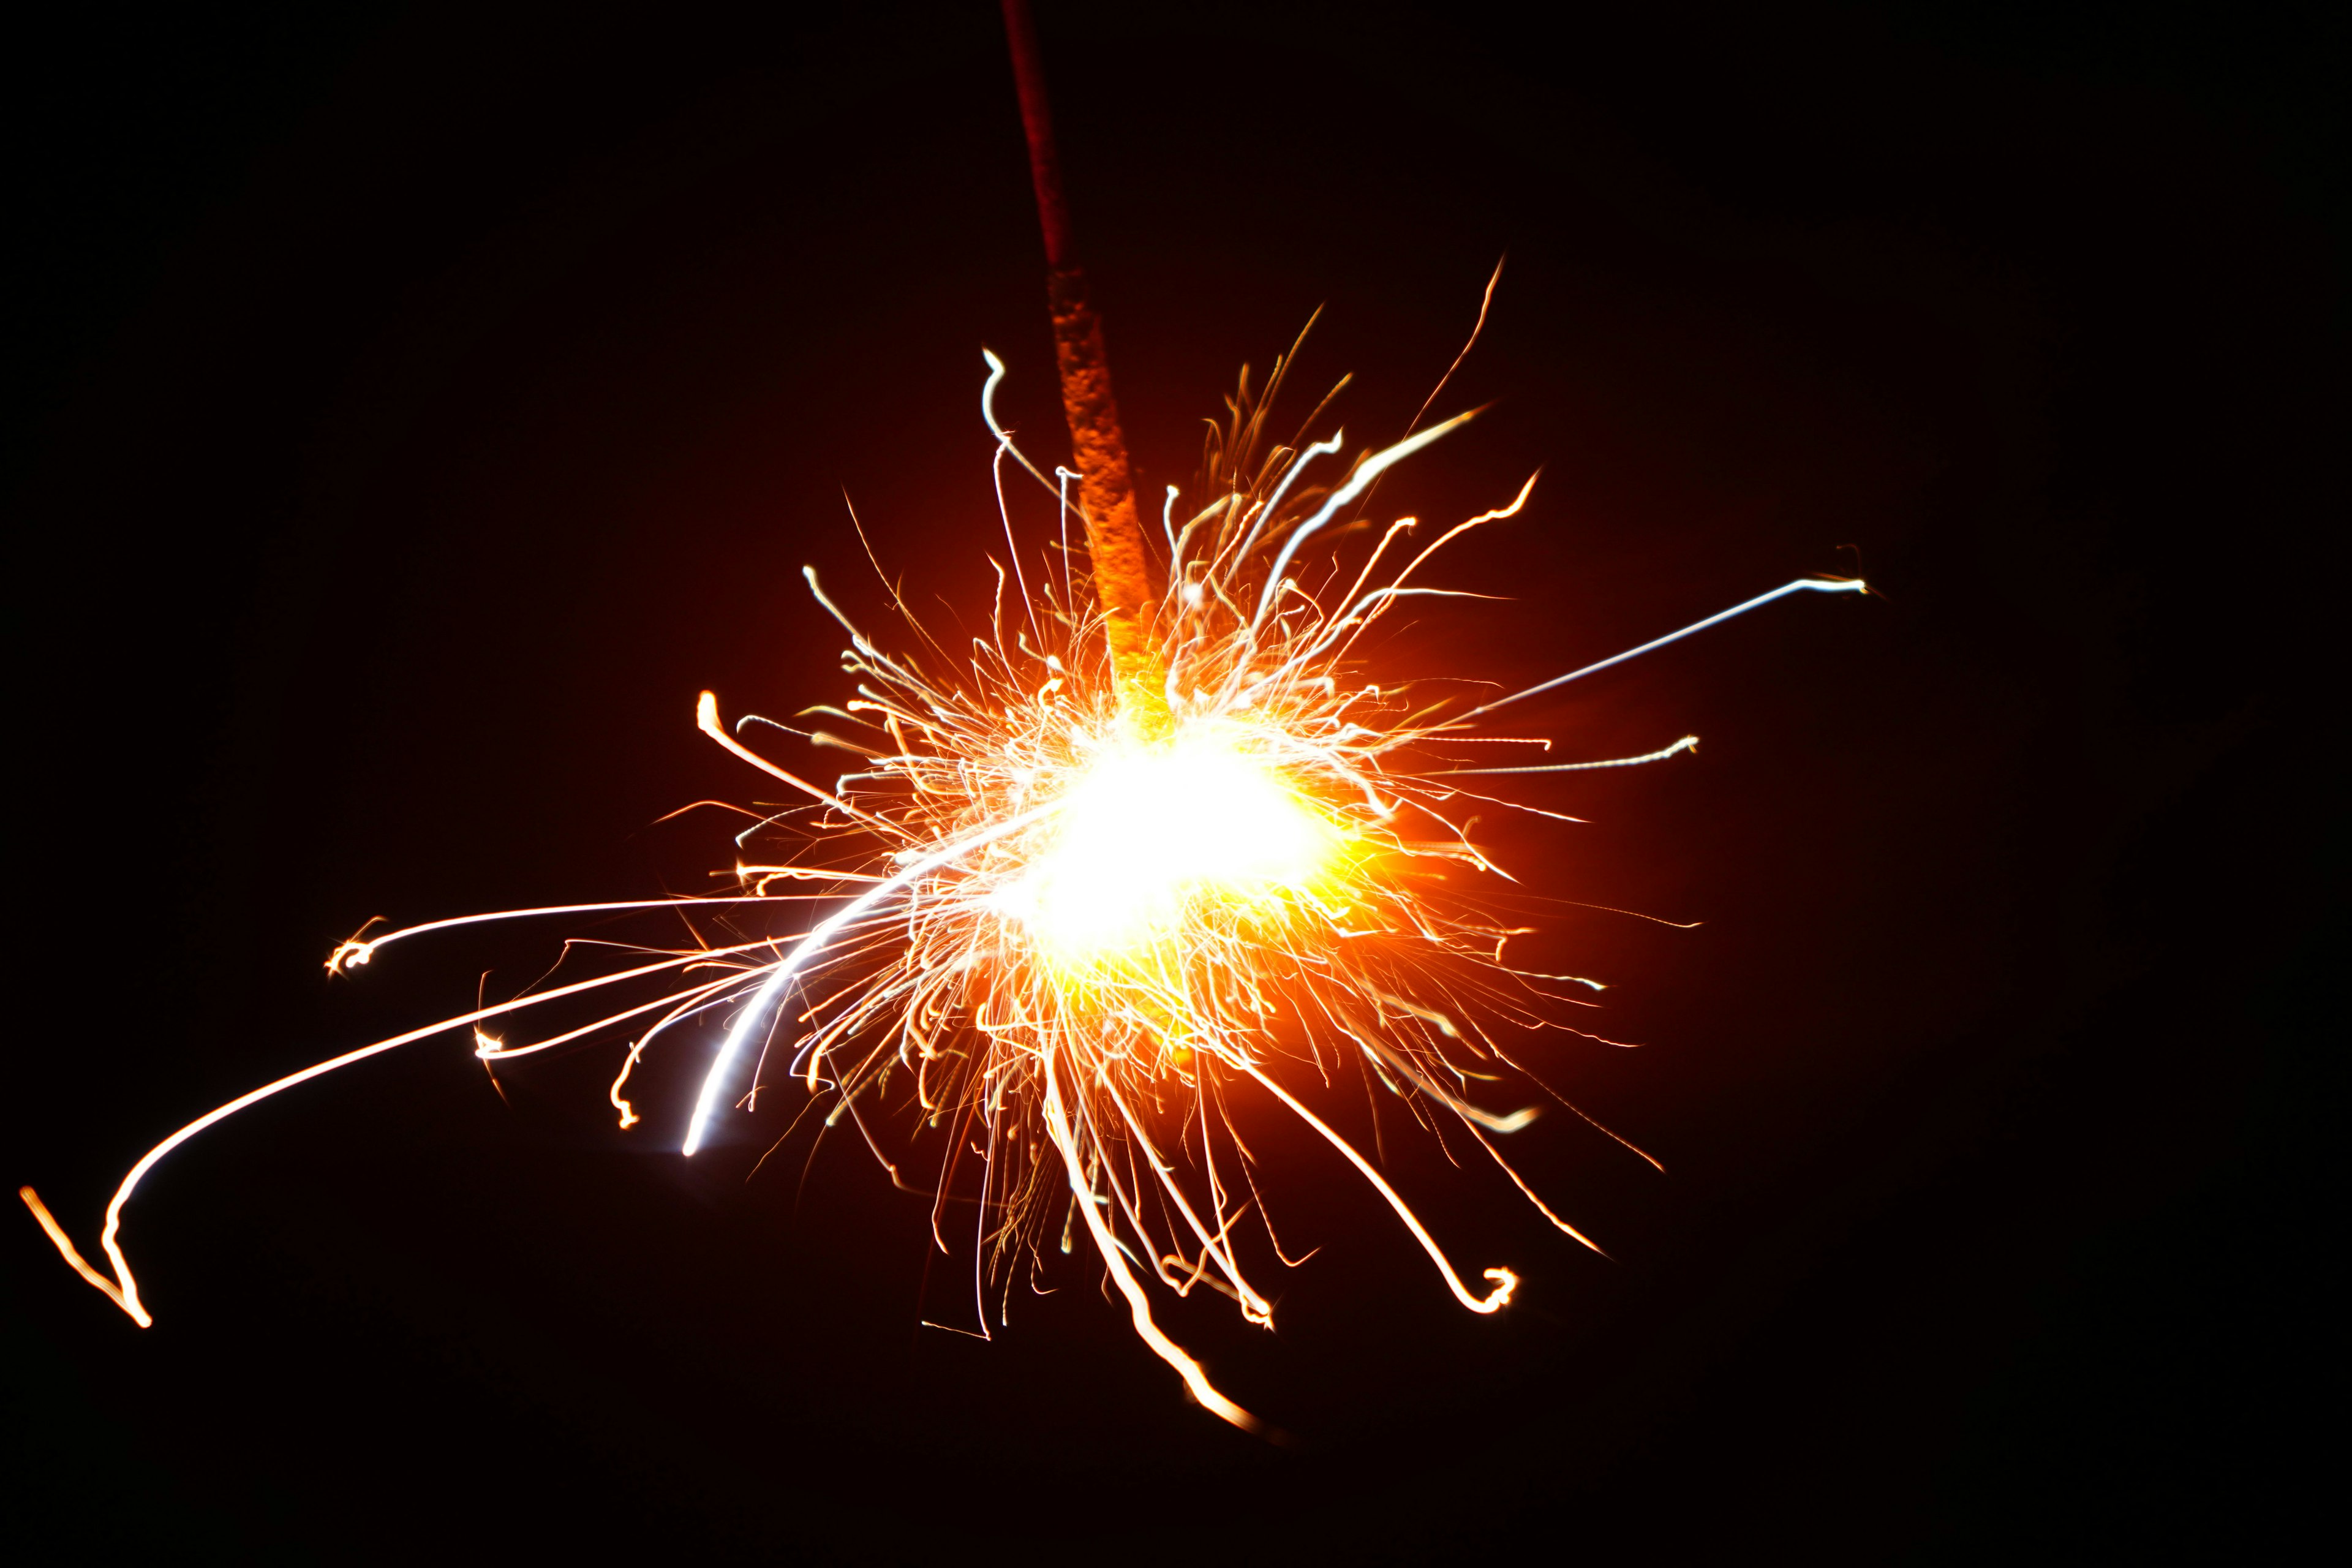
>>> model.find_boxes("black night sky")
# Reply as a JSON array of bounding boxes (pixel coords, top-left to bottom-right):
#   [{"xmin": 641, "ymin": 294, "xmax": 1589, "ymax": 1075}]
[{"xmin": 7, "ymin": 3, "xmax": 2339, "ymax": 1561}]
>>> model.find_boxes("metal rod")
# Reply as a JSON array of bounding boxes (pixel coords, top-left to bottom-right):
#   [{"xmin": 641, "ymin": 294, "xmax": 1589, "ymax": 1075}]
[{"xmin": 999, "ymin": 0, "xmax": 1168, "ymax": 736}]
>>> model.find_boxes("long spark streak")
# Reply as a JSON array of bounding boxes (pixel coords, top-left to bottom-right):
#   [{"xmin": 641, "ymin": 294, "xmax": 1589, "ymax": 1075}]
[
  {"xmin": 681, "ymin": 792, "xmax": 1061, "ymax": 1156},
  {"xmin": 1460, "ymin": 576, "xmax": 1868, "ymax": 720},
  {"xmin": 32, "ymin": 935, "xmax": 798, "ymax": 1325},
  {"xmin": 1233, "ymin": 1055, "xmax": 1517, "ymax": 1314},
  {"xmin": 327, "ymin": 895, "xmax": 805, "ymax": 974},
  {"xmin": 1432, "ymin": 735, "xmax": 1702, "ymax": 775},
  {"xmin": 1042, "ymin": 1049, "xmax": 1263, "ymax": 1433}
]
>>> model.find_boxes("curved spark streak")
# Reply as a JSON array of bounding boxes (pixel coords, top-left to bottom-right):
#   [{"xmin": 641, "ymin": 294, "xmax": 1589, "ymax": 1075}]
[
  {"xmin": 328, "ymin": 894, "xmax": 796, "ymax": 974},
  {"xmin": 680, "ymin": 788, "xmax": 1062, "ymax": 1156},
  {"xmin": 1231, "ymin": 430, "xmax": 1343, "ymax": 564},
  {"xmin": 1248, "ymin": 411, "xmax": 1477, "ymax": 631},
  {"xmin": 1042, "ymin": 1050, "xmax": 1264, "ymax": 1433},
  {"xmin": 979, "ymin": 347, "xmax": 1059, "ymax": 500},
  {"xmin": 696, "ymin": 690, "xmax": 910, "ymax": 842},
  {"xmin": 31, "ymin": 937, "xmax": 794, "ymax": 1326},
  {"xmin": 1233, "ymin": 1054, "xmax": 1517, "ymax": 1314}
]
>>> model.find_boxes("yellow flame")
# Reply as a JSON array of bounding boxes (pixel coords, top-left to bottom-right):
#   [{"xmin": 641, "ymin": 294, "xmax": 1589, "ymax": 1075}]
[{"xmin": 995, "ymin": 723, "xmax": 1338, "ymax": 967}]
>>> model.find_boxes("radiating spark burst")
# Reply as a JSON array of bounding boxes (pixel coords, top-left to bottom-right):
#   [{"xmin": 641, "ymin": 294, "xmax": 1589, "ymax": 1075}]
[{"xmin": 23, "ymin": 332, "xmax": 1864, "ymax": 1435}]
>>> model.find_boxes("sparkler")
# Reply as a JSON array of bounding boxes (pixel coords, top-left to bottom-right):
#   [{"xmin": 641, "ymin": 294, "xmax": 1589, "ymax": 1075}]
[{"xmin": 20, "ymin": 7, "xmax": 1868, "ymax": 1436}]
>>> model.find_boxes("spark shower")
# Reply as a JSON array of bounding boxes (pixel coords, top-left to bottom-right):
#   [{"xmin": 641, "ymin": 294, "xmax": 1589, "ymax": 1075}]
[{"xmin": 21, "ymin": 1, "xmax": 1865, "ymax": 1434}]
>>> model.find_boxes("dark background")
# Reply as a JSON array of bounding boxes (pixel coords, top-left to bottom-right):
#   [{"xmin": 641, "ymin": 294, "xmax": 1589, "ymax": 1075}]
[{"xmin": 6, "ymin": 2, "xmax": 2339, "ymax": 1560}]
